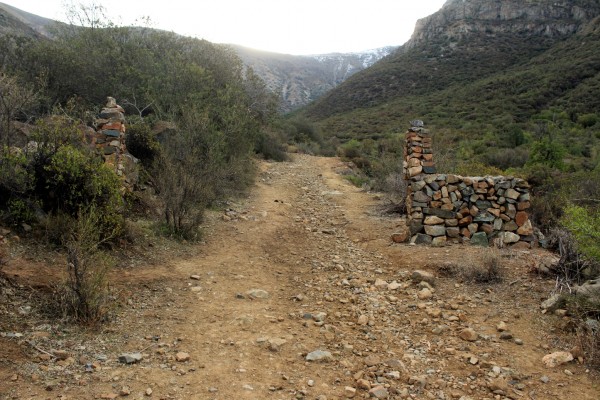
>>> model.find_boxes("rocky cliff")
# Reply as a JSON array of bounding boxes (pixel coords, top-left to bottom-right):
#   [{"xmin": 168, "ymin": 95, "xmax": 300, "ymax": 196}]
[
  {"xmin": 407, "ymin": 0, "xmax": 600, "ymax": 48},
  {"xmin": 233, "ymin": 45, "xmax": 394, "ymax": 112}
]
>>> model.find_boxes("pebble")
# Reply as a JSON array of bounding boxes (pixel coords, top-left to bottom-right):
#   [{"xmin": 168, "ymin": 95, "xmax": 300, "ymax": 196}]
[
  {"xmin": 459, "ymin": 328, "xmax": 478, "ymax": 342},
  {"xmin": 496, "ymin": 321, "xmax": 507, "ymax": 332},
  {"xmin": 190, "ymin": 275, "xmax": 200, "ymax": 280},
  {"xmin": 344, "ymin": 386, "xmax": 357, "ymax": 398},
  {"xmin": 245, "ymin": 289, "xmax": 269, "ymax": 299},
  {"xmin": 306, "ymin": 350, "xmax": 333, "ymax": 362},
  {"xmin": 411, "ymin": 270, "xmax": 436, "ymax": 286},
  {"xmin": 368, "ymin": 385, "xmax": 389, "ymax": 399},
  {"xmin": 542, "ymin": 351, "xmax": 573, "ymax": 368},
  {"xmin": 118, "ymin": 353, "xmax": 143, "ymax": 364},
  {"xmin": 175, "ymin": 352, "xmax": 190, "ymax": 362},
  {"xmin": 418, "ymin": 288, "xmax": 433, "ymax": 300}
]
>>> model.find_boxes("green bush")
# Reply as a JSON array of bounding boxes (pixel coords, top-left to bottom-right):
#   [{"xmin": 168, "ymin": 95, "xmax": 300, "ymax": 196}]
[
  {"xmin": 255, "ymin": 130, "xmax": 289, "ymax": 162},
  {"xmin": 57, "ymin": 206, "xmax": 114, "ymax": 324},
  {"xmin": 0, "ymin": 148, "xmax": 34, "ymax": 224},
  {"xmin": 125, "ymin": 122, "xmax": 161, "ymax": 168},
  {"xmin": 562, "ymin": 204, "xmax": 600, "ymax": 263},
  {"xmin": 41, "ymin": 145, "xmax": 124, "ymax": 236}
]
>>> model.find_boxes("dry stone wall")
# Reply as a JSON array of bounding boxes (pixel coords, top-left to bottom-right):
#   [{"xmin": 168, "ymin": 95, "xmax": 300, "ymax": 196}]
[{"xmin": 404, "ymin": 121, "xmax": 533, "ymax": 247}]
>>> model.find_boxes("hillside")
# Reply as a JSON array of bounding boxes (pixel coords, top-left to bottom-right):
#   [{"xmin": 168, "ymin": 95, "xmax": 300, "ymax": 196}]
[
  {"xmin": 0, "ymin": 2, "xmax": 392, "ymax": 113},
  {"xmin": 0, "ymin": 1, "xmax": 57, "ymax": 38},
  {"xmin": 233, "ymin": 45, "xmax": 394, "ymax": 112},
  {"xmin": 303, "ymin": 0, "xmax": 600, "ymax": 143}
]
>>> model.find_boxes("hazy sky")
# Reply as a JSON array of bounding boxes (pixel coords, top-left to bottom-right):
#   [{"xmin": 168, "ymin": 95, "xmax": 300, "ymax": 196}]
[{"xmin": 5, "ymin": 0, "xmax": 447, "ymax": 55}]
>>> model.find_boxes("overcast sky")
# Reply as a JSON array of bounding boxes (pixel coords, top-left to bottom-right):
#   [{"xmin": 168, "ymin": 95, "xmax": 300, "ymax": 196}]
[{"xmin": 5, "ymin": 0, "xmax": 447, "ymax": 55}]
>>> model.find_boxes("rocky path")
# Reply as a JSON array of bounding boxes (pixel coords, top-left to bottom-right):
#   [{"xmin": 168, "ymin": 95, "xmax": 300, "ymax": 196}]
[{"xmin": 1, "ymin": 154, "xmax": 598, "ymax": 399}]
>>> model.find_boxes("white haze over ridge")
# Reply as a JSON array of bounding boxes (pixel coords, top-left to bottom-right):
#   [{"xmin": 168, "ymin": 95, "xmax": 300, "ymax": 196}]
[{"xmin": 3, "ymin": 0, "xmax": 446, "ymax": 55}]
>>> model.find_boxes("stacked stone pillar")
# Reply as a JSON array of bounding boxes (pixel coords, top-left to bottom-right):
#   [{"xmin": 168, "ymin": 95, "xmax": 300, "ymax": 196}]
[
  {"xmin": 404, "ymin": 121, "xmax": 533, "ymax": 247},
  {"xmin": 91, "ymin": 97, "xmax": 138, "ymax": 189}
]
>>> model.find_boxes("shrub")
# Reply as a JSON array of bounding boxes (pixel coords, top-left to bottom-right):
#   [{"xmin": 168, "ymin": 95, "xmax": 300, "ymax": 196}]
[
  {"xmin": 436, "ymin": 251, "xmax": 504, "ymax": 284},
  {"xmin": 0, "ymin": 147, "xmax": 34, "ymax": 224},
  {"xmin": 56, "ymin": 206, "xmax": 114, "ymax": 324},
  {"xmin": 40, "ymin": 145, "xmax": 124, "ymax": 236},
  {"xmin": 561, "ymin": 205, "xmax": 600, "ymax": 264},
  {"xmin": 338, "ymin": 139, "xmax": 362, "ymax": 159},
  {"xmin": 125, "ymin": 122, "xmax": 161, "ymax": 168},
  {"xmin": 255, "ymin": 130, "xmax": 289, "ymax": 162}
]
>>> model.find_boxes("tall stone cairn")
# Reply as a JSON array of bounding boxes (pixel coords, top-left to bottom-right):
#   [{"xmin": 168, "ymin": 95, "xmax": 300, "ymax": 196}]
[
  {"xmin": 404, "ymin": 121, "xmax": 533, "ymax": 248},
  {"xmin": 92, "ymin": 97, "xmax": 138, "ymax": 190}
]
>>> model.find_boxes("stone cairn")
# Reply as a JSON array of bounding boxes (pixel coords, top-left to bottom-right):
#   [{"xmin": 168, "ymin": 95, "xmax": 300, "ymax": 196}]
[
  {"xmin": 404, "ymin": 120, "xmax": 533, "ymax": 247},
  {"xmin": 90, "ymin": 97, "xmax": 138, "ymax": 190}
]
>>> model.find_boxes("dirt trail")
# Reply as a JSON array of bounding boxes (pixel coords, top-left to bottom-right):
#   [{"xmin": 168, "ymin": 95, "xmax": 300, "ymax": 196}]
[{"xmin": 1, "ymin": 154, "xmax": 598, "ymax": 399}]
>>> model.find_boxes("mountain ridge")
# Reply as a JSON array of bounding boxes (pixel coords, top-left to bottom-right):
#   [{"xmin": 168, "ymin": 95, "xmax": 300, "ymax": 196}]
[
  {"xmin": 0, "ymin": 2, "xmax": 394, "ymax": 112},
  {"xmin": 302, "ymin": 0, "xmax": 600, "ymax": 133},
  {"xmin": 231, "ymin": 44, "xmax": 394, "ymax": 112}
]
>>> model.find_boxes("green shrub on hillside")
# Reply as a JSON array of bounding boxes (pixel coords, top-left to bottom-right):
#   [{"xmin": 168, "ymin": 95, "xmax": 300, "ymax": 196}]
[
  {"xmin": 562, "ymin": 204, "xmax": 600, "ymax": 264},
  {"xmin": 41, "ymin": 145, "xmax": 124, "ymax": 236},
  {"xmin": 125, "ymin": 122, "xmax": 161, "ymax": 168}
]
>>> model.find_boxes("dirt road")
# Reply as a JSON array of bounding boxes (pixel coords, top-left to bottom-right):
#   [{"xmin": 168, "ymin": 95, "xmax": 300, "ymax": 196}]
[{"xmin": 1, "ymin": 154, "xmax": 598, "ymax": 399}]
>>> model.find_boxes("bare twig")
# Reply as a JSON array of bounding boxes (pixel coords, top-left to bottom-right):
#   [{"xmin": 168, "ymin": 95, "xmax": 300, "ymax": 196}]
[{"xmin": 26, "ymin": 340, "xmax": 56, "ymax": 359}]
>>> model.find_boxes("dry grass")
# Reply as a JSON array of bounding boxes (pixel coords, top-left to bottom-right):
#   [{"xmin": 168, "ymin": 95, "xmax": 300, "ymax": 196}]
[{"xmin": 435, "ymin": 250, "xmax": 504, "ymax": 284}]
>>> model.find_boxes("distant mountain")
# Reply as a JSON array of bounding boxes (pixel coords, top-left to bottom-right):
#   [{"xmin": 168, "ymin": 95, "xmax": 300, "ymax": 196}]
[
  {"xmin": 0, "ymin": 2, "xmax": 394, "ymax": 113},
  {"xmin": 231, "ymin": 45, "xmax": 395, "ymax": 112},
  {"xmin": 0, "ymin": 1, "xmax": 58, "ymax": 38},
  {"xmin": 302, "ymin": 0, "xmax": 600, "ymax": 141}
]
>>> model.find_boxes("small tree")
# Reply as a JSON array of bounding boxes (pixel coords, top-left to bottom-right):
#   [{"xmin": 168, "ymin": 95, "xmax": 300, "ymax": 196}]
[{"xmin": 60, "ymin": 205, "xmax": 115, "ymax": 323}]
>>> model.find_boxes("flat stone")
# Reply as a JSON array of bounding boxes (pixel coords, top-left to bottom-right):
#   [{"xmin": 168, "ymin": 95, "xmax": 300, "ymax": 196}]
[
  {"xmin": 245, "ymin": 289, "xmax": 269, "ymax": 299},
  {"xmin": 119, "ymin": 353, "xmax": 143, "ymax": 364},
  {"xmin": 306, "ymin": 350, "xmax": 333, "ymax": 362},
  {"xmin": 418, "ymin": 288, "xmax": 433, "ymax": 300},
  {"xmin": 412, "ymin": 233, "xmax": 432, "ymax": 245},
  {"xmin": 411, "ymin": 270, "xmax": 436, "ymax": 285},
  {"xmin": 424, "ymin": 215, "xmax": 444, "ymax": 225},
  {"xmin": 344, "ymin": 386, "xmax": 357, "ymax": 398},
  {"xmin": 356, "ymin": 378, "xmax": 371, "ymax": 389},
  {"xmin": 517, "ymin": 220, "xmax": 533, "ymax": 235},
  {"xmin": 446, "ymin": 227, "xmax": 460, "ymax": 238},
  {"xmin": 501, "ymin": 231, "xmax": 520, "ymax": 244},
  {"xmin": 268, "ymin": 338, "xmax": 287, "ymax": 352},
  {"xmin": 474, "ymin": 211, "xmax": 495, "ymax": 223},
  {"xmin": 515, "ymin": 211, "xmax": 528, "ymax": 226},
  {"xmin": 364, "ymin": 354, "xmax": 381, "ymax": 366},
  {"xmin": 541, "ymin": 294, "xmax": 566, "ymax": 312},
  {"xmin": 505, "ymin": 188, "xmax": 520, "ymax": 200},
  {"xmin": 470, "ymin": 232, "xmax": 488, "ymax": 247},
  {"xmin": 368, "ymin": 385, "xmax": 389, "ymax": 399},
  {"xmin": 432, "ymin": 236, "xmax": 447, "ymax": 247},
  {"xmin": 542, "ymin": 351, "xmax": 573, "ymax": 368},
  {"xmin": 391, "ymin": 232, "xmax": 408, "ymax": 243},
  {"xmin": 175, "ymin": 352, "xmax": 190, "ymax": 362},
  {"xmin": 423, "ymin": 208, "xmax": 456, "ymax": 219},
  {"xmin": 413, "ymin": 191, "xmax": 431, "ymax": 203},
  {"xmin": 424, "ymin": 225, "xmax": 446, "ymax": 237},
  {"xmin": 517, "ymin": 201, "xmax": 531, "ymax": 211}
]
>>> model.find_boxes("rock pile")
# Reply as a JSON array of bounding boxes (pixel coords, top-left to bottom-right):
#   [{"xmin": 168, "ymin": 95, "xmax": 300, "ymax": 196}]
[
  {"xmin": 404, "ymin": 121, "xmax": 532, "ymax": 247},
  {"xmin": 91, "ymin": 97, "xmax": 138, "ymax": 189}
]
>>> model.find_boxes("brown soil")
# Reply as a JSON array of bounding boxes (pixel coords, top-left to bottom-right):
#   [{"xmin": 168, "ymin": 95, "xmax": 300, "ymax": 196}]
[{"xmin": 0, "ymin": 154, "xmax": 598, "ymax": 399}]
